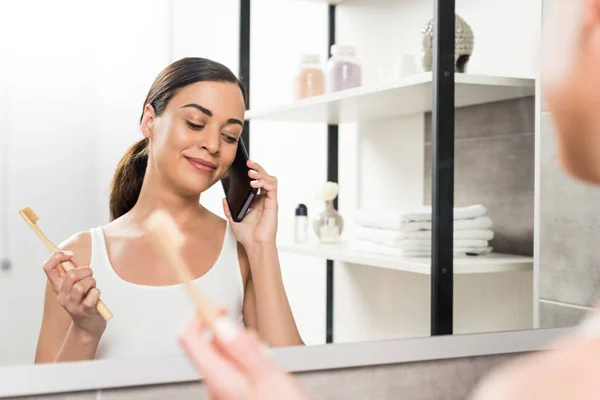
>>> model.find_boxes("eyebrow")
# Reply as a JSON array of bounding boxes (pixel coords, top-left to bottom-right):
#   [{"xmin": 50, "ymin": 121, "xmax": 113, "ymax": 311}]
[{"xmin": 181, "ymin": 103, "xmax": 244, "ymax": 127}]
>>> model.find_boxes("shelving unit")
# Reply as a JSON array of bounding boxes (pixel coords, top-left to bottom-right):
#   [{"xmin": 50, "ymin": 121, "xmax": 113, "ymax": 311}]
[
  {"xmin": 278, "ymin": 242, "xmax": 533, "ymax": 275},
  {"xmin": 246, "ymin": 73, "xmax": 534, "ymax": 124},
  {"xmin": 244, "ymin": 0, "xmax": 536, "ymax": 342}
]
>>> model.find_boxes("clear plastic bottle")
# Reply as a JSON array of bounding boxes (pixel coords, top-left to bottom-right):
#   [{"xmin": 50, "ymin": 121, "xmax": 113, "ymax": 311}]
[
  {"xmin": 326, "ymin": 45, "xmax": 362, "ymax": 92},
  {"xmin": 294, "ymin": 55, "xmax": 325, "ymax": 100}
]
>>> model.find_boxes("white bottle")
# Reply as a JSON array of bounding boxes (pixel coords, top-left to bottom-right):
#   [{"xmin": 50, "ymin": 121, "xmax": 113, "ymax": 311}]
[{"xmin": 294, "ymin": 204, "xmax": 308, "ymax": 243}]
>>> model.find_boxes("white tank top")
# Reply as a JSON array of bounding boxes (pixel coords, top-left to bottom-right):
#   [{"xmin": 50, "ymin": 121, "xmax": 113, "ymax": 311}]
[{"xmin": 89, "ymin": 223, "xmax": 244, "ymax": 361}]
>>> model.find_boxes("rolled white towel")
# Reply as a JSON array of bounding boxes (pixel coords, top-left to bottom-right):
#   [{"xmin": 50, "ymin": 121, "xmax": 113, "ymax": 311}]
[
  {"xmin": 355, "ymin": 226, "xmax": 494, "ymax": 245},
  {"xmin": 354, "ymin": 204, "xmax": 486, "ymax": 230},
  {"xmin": 351, "ymin": 239, "xmax": 493, "ymax": 257}
]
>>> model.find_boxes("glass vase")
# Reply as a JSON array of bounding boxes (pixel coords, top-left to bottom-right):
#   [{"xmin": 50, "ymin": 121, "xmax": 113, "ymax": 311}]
[{"xmin": 313, "ymin": 200, "xmax": 344, "ymax": 243}]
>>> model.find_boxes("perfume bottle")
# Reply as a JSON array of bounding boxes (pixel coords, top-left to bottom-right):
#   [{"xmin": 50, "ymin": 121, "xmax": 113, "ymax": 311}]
[{"xmin": 294, "ymin": 204, "xmax": 308, "ymax": 243}]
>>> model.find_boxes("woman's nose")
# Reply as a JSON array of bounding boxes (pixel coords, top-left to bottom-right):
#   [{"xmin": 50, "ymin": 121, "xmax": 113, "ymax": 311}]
[{"xmin": 200, "ymin": 128, "xmax": 220, "ymax": 154}]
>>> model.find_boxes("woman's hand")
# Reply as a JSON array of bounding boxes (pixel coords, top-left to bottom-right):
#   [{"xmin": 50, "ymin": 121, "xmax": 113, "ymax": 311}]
[
  {"xmin": 42, "ymin": 251, "xmax": 107, "ymax": 337},
  {"xmin": 179, "ymin": 314, "xmax": 310, "ymax": 400},
  {"xmin": 223, "ymin": 160, "xmax": 278, "ymax": 250}
]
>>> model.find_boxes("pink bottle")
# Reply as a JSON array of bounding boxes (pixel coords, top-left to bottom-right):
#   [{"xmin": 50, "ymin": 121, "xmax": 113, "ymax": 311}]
[{"xmin": 326, "ymin": 45, "xmax": 362, "ymax": 92}]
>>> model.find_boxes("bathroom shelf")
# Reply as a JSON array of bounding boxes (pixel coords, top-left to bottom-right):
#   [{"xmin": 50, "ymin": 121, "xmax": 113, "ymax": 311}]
[
  {"xmin": 245, "ymin": 73, "xmax": 534, "ymax": 124},
  {"xmin": 278, "ymin": 242, "xmax": 533, "ymax": 275}
]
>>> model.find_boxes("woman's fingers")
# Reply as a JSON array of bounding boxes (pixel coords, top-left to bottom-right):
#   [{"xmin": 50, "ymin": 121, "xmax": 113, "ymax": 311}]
[
  {"xmin": 42, "ymin": 251, "xmax": 74, "ymax": 291},
  {"xmin": 212, "ymin": 317, "xmax": 275, "ymax": 381},
  {"xmin": 57, "ymin": 267, "xmax": 93, "ymax": 308},
  {"xmin": 248, "ymin": 161, "xmax": 277, "ymax": 187},
  {"xmin": 82, "ymin": 288, "xmax": 101, "ymax": 312},
  {"xmin": 179, "ymin": 317, "xmax": 249, "ymax": 399},
  {"xmin": 250, "ymin": 178, "xmax": 277, "ymax": 197},
  {"xmin": 70, "ymin": 276, "xmax": 97, "ymax": 305}
]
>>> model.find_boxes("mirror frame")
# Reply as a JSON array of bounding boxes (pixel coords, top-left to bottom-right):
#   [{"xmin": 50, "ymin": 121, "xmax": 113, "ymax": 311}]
[{"xmin": 0, "ymin": 327, "xmax": 568, "ymax": 398}]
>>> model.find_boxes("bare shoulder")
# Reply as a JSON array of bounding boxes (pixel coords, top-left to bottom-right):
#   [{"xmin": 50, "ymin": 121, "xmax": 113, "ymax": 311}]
[{"xmin": 57, "ymin": 231, "xmax": 92, "ymax": 267}]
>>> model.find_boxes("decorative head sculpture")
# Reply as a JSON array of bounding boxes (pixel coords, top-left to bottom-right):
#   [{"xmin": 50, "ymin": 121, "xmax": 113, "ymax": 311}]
[{"xmin": 421, "ymin": 14, "xmax": 474, "ymax": 73}]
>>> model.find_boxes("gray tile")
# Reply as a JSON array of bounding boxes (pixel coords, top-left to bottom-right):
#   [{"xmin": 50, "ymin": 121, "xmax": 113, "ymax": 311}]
[
  {"xmin": 539, "ymin": 301, "xmax": 590, "ymax": 329},
  {"xmin": 425, "ymin": 133, "xmax": 535, "ymax": 256},
  {"xmin": 296, "ymin": 354, "xmax": 518, "ymax": 400},
  {"xmin": 425, "ymin": 97, "xmax": 535, "ymax": 142},
  {"xmin": 100, "ymin": 382, "xmax": 207, "ymax": 400},
  {"xmin": 5, "ymin": 392, "xmax": 96, "ymax": 400},
  {"xmin": 539, "ymin": 114, "xmax": 600, "ymax": 306}
]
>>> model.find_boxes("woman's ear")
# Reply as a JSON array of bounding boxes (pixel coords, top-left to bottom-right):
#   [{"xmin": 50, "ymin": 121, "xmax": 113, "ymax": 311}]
[{"xmin": 141, "ymin": 104, "xmax": 156, "ymax": 139}]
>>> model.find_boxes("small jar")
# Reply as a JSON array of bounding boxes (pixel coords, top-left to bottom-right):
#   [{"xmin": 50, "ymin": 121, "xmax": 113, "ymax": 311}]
[
  {"xmin": 294, "ymin": 55, "xmax": 325, "ymax": 100},
  {"xmin": 326, "ymin": 45, "xmax": 362, "ymax": 92}
]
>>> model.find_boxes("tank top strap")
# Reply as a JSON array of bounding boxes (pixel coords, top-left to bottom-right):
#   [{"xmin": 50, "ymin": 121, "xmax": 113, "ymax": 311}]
[
  {"xmin": 213, "ymin": 222, "xmax": 244, "ymax": 299},
  {"xmin": 89, "ymin": 226, "xmax": 112, "ymax": 278}
]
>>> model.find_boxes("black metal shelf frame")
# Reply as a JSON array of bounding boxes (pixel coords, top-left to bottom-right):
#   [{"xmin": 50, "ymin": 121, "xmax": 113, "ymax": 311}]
[{"xmin": 238, "ymin": 0, "xmax": 455, "ymax": 342}]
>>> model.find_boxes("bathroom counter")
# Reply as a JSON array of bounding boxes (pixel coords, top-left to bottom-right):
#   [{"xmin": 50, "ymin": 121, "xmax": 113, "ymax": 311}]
[{"xmin": 278, "ymin": 241, "xmax": 533, "ymax": 274}]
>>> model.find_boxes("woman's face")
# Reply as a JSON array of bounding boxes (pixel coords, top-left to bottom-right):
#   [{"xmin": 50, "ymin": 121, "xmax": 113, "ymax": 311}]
[
  {"xmin": 543, "ymin": 0, "xmax": 600, "ymax": 184},
  {"xmin": 143, "ymin": 81, "xmax": 246, "ymax": 196}
]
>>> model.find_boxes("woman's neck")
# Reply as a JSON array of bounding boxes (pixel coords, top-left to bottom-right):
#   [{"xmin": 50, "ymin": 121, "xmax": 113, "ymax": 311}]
[{"xmin": 128, "ymin": 164, "xmax": 205, "ymax": 228}]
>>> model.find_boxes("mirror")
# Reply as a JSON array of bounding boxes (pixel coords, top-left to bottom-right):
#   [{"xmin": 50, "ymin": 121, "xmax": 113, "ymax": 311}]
[{"xmin": 0, "ymin": 0, "xmax": 580, "ymax": 377}]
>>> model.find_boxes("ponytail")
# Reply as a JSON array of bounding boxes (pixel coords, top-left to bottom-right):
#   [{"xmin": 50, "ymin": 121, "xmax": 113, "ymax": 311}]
[{"xmin": 109, "ymin": 138, "xmax": 149, "ymax": 221}]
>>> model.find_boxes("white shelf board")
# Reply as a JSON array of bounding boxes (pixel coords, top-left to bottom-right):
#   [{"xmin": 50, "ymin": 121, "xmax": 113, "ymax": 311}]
[
  {"xmin": 246, "ymin": 73, "xmax": 534, "ymax": 124},
  {"xmin": 294, "ymin": 0, "xmax": 347, "ymax": 3},
  {"xmin": 278, "ymin": 241, "xmax": 533, "ymax": 275}
]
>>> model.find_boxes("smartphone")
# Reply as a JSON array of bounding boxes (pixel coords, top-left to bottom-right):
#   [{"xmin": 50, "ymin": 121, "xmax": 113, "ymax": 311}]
[{"xmin": 221, "ymin": 138, "xmax": 258, "ymax": 222}]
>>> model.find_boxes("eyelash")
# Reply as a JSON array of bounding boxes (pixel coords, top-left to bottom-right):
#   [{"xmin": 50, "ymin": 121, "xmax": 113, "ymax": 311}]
[
  {"xmin": 186, "ymin": 121, "xmax": 205, "ymax": 130},
  {"xmin": 186, "ymin": 121, "xmax": 238, "ymax": 144}
]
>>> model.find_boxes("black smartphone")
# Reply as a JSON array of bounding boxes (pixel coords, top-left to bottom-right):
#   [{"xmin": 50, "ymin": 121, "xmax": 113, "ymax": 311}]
[{"xmin": 221, "ymin": 138, "xmax": 258, "ymax": 222}]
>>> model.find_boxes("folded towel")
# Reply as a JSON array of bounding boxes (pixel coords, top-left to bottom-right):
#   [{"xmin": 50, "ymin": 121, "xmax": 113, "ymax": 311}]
[
  {"xmin": 354, "ymin": 233, "xmax": 488, "ymax": 249},
  {"xmin": 354, "ymin": 204, "xmax": 486, "ymax": 230},
  {"xmin": 354, "ymin": 215, "xmax": 493, "ymax": 233},
  {"xmin": 351, "ymin": 239, "xmax": 493, "ymax": 257},
  {"xmin": 355, "ymin": 226, "xmax": 494, "ymax": 245}
]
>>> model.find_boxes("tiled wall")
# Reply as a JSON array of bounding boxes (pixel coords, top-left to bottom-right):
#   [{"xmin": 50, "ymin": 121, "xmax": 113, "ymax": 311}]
[
  {"xmin": 8, "ymin": 353, "xmax": 519, "ymax": 400},
  {"xmin": 538, "ymin": 0, "xmax": 599, "ymax": 328},
  {"xmin": 424, "ymin": 97, "xmax": 536, "ymax": 256}
]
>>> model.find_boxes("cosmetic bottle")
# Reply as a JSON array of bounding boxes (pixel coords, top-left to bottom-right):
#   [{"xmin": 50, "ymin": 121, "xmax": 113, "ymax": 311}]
[
  {"xmin": 295, "ymin": 204, "xmax": 308, "ymax": 243},
  {"xmin": 327, "ymin": 44, "xmax": 362, "ymax": 92},
  {"xmin": 294, "ymin": 54, "xmax": 325, "ymax": 100}
]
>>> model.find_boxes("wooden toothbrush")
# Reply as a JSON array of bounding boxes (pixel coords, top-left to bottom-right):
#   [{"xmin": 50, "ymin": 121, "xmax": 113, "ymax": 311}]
[
  {"xmin": 143, "ymin": 209, "xmax": 220, "ymax": 330},
  {"xmin": 18, "ymin": 206, "xmax": 113, "ymax": 321}
]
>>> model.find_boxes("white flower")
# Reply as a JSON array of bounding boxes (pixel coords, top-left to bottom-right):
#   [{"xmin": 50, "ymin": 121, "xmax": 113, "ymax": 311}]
[{"xmin": 315, "ymin": 181, "xmax": 339, "ymax": 201}]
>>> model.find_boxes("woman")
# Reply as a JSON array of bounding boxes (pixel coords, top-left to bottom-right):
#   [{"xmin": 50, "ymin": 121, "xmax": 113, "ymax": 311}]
[{"xmin": 34, "ymin": 57, "xmax": 303, "ymax": 363}]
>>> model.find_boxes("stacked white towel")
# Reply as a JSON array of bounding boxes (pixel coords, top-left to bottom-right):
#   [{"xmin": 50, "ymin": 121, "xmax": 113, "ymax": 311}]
[{"xmin": 352, "ymin": 205, "xmax": 494, "ymax": 257}]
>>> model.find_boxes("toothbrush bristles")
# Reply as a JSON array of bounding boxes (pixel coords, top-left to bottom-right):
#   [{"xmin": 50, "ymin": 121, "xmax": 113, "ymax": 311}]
[{"xmin": 19, "ymin": 206, "xmax": 39, "ymax": 224}]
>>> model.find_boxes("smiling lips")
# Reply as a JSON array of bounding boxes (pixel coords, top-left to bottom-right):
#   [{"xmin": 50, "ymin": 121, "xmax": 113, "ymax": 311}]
[{"xmin": 185, "ymin": 156, "xmax": 217, "ymax": 173}]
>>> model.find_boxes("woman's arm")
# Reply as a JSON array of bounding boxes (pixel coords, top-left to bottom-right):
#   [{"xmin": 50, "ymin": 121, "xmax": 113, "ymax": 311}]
[
  {"xmin": 35, "ymin": 233, "xmax": 104, "ymax": 363},
  {"xmin": 239, "ymin": 243, "xmax": 303, "ymax": 347}
]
